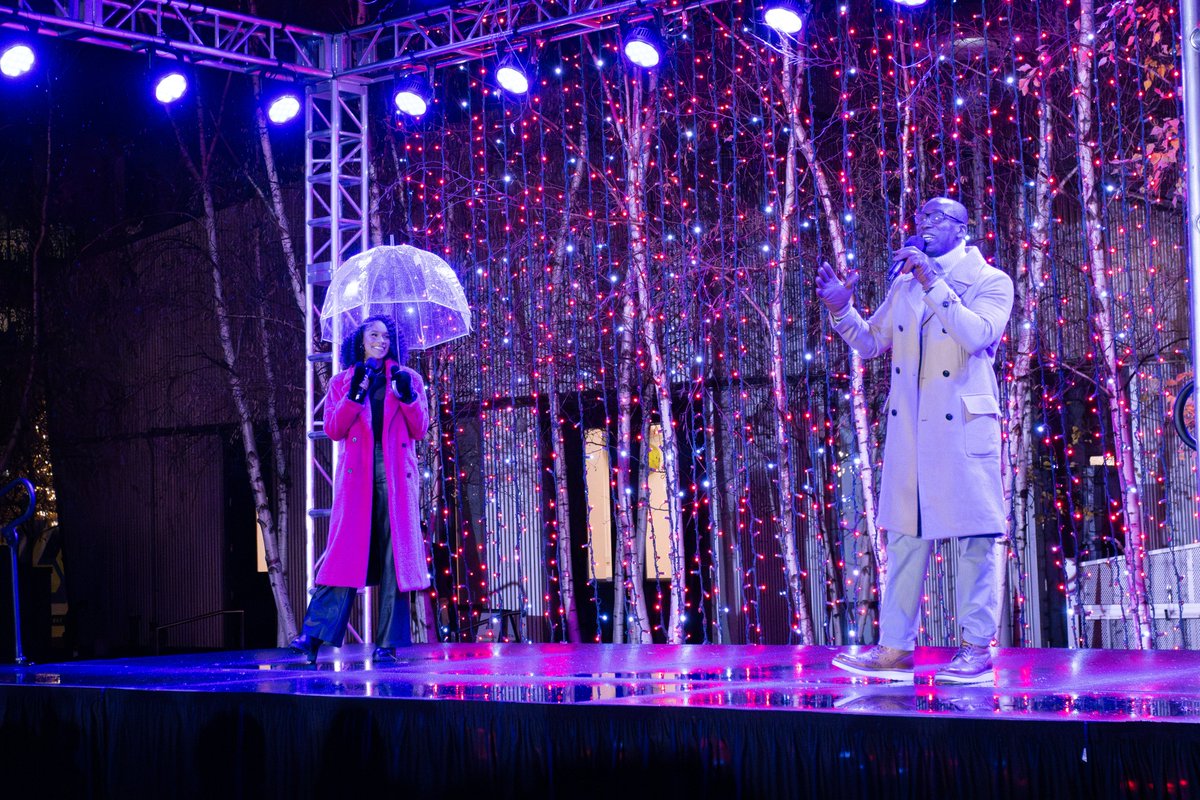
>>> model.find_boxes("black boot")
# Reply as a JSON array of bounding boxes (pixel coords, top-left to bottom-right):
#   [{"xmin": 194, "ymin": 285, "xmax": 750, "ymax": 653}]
[
  {"xmin": 371, "ymin": 646, "xmax": 397, "ymax": 663},
  {"xmin": 289, "ymin": 633, "xmax": 322, "ymax": 664}
]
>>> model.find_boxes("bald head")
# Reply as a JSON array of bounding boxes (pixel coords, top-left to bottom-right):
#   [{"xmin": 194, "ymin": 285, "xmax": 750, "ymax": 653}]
[{"xmin": 916, "ymin": 197, "xmax": 970, "ymax": 257}]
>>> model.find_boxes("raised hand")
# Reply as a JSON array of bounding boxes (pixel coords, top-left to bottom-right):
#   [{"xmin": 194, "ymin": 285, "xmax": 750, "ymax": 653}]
[
  {"xmin": 348, "ymin": 362, "xmax": 370, "ymax": 404},
  {"xmin": 391, "ymin": 367, "xmax": 416, "ymax": 403},
  {"xmin": 815, "ymin": 260, "xmax": 860, "ymax": 316}
]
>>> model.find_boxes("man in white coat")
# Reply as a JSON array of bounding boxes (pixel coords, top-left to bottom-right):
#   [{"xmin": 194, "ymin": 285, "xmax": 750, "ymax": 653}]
[{"xmin": 815, "ymin": 197, "xmax": 1014, "ymax": 684}]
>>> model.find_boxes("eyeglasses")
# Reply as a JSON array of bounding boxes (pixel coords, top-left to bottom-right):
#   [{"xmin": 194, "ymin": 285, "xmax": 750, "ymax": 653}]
[{"xmin": 915, "ymin": 210, "xmax": 968, "ymax": 226}]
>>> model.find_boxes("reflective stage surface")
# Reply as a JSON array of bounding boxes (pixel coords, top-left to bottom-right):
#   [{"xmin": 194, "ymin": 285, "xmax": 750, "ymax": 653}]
[{"xmin": 3, "ymin": 643, "xmax": 1198, "ymax": 724}]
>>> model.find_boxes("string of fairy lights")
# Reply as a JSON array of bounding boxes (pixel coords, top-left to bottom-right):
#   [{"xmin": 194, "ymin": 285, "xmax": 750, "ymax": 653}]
[{"xmin": 358, "ymin": 0, "xmax": 1190, "ymax": 648}]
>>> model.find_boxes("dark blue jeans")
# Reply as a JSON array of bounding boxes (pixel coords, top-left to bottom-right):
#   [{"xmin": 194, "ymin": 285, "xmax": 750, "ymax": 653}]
[{"xmin": 299, "ymin": 444, "xmax": 413, "ymax": 648}]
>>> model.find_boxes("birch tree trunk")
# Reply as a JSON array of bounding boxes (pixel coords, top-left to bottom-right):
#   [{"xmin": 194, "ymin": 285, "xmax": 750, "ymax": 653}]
[
  {"xmin": 613, "ymin": 300, "xmax": 651, "ymax": 642},
  {"xmin": 544, "ymin": 134, "xmax": 590, "ymax": 642},
  {"xmin": 250, "ymin": 79, "xmax": 305, "ymax": 319},
  {"xmin": 703, "ymin": 380, "xmax": 735, "ymax": 643},
  {"xmin": 1002, "ymin": 85, "xmax": 1054, "ymax": 643},
  {"xmin": 368, "ymin": 157, "xmax": 385, "ymax": 247},
  {"xmin": 251, "ymin": 242, "xmax": 293, "ymax": 644},
  {"xmin": 1073, "ymin": 0, "xmax": 1152, "ymax": 647},
  {"xmin": 173, "ymin": 93, "xmax": 298, "ymax": 644},
  {"xmin": 637, "ymin": 407, "xmax": 655, "ymax": 622},
  {"xmin": 246, "ymin": 76, "xmax": 334, "ymax": 397},
  {"xmin": 791, "ymin": 55, "xmax": 884, "ymax": 605},
  {"xmin": 899, "ymin": 102, "xmax": 915, "ymax": 227},
  {"xmin": 613, "ymin": 71, "xmax": 687, "ymax": 643},
  {"xmin": 970, "ymin": 142, "xmax": 988, "ymax": 237},
  {"xmin": 769, "ymin": 43, "xmax": 816, "ymax": 644}
]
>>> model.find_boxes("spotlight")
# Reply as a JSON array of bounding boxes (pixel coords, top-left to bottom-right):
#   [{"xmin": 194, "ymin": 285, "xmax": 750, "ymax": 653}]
[
  {"xmin": 890, "ymin": 0, "xmax": 928, "ymax": 6},
  {"xmin": 763, "ymin": 0, "xmax": 807, "ymax": 34},
  {"xmin": 0, "ymin": 43, "xmax": 34, "ymax": 78},
  {"xmin": 392, "ymin": 74, "xmax": 430, "ymax": 117},
  {"xmin": 621, "ymin": 18, "xmax": 664, "ymax": 69},
  {"xmin": 267, "ymin": 93, "xmax": 301, "ymax": 124},
  {"xmin": 154, "ymin": 71, "xmax": 188, "ymax": 104},
  {"xmin": 495, "ymin": 52, "xmax": 530, "ymax": 95}
]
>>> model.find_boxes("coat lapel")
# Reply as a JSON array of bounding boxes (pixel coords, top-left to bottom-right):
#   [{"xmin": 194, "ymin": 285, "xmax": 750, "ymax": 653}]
[
  {"xmin": 945, "ymin": 246, "xmax": 985, "ymax": 295},
  {"xmin": 907, "ymin": 246, "xmax": 985, "ymax": 329},
  {"xmin": 901, "ymin": 274, "xmax": 925, "ymax": 325}
]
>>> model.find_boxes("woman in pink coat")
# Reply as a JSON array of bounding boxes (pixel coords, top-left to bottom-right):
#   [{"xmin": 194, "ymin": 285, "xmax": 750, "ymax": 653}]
[{"xmin": 289, "ymin": 314, "xmax": 430, "ymax": 663}]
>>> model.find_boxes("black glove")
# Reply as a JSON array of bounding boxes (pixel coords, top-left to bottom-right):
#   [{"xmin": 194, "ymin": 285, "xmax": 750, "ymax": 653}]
[
  {"xmin": 348, "ymin": 362, "xmax": 369, "ymax": 404},
  {"xmin": 391, "ymin": 367, "xmax": 416, "ymax": 403}
]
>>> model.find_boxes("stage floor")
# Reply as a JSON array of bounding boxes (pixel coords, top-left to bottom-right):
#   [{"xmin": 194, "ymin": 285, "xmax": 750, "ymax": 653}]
[
  {"xmin": 2, "ymin": 642, "xmax": 1198, "ymax": 722},
  {"xmin": 2, "ymin": 644, "xmax": 1198, "ymax": 798}
]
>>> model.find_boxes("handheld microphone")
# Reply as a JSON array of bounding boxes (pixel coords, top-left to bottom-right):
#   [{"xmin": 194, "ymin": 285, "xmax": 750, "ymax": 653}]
[
  {"xmin": 888, "ymin": 235, "xmax": 926, "ymax": 282},
  {"xmin": 349, "ymin": 358, "xmax": 384, "ymax": 404},
  {"xmin": 348, "ymin": 362, "xmax": 369, "ymax": 403}
]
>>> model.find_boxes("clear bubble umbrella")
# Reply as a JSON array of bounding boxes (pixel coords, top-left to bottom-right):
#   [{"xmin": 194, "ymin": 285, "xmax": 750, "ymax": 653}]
[{"xmin": 320, "ymin": 244, "xmax": 472, "ymax": 355}]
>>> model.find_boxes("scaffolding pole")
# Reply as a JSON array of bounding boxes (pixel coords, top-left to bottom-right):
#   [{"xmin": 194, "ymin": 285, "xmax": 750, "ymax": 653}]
[{"xmin": 1185, "ymin": 0, "xmax": 1200, "ymax": 511}]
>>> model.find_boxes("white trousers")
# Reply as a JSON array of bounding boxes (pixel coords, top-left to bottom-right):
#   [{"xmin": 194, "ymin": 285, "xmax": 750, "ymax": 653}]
[{"xmin": 878, "ymin": 530, "xmax": 1001, "ymax": 650}]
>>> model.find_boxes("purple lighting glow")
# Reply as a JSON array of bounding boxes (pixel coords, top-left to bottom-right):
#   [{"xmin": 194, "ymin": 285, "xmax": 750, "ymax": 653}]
[
  {"xmin": 154, "ymin": 72, "xmax": 188, "ymax": 104},
  {"xmin": 763, "ymin": 0, "xmax": 806, "ymax": 34},
  {"xmin": 0, "ymin": 44, "xmax": 35, "ymax": 78},
  {"xmin": 267, "ymin": 94, "xmax": 301, "ymax": 124},
  {"xmin": 393, "ymin": 75, "xmax": 430, "ymax": 117},
  {"xmin": 622, "ymin": 23, "xmax": 663, "ymax": 69},
  {"xmin": 496, "ymin": 54, "xmax": 530, "ymax": 95}
]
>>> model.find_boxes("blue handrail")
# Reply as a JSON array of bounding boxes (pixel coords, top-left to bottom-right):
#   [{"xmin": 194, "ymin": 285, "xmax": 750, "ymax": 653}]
[{"xmin": 2, "ymin": 478, "xmax": 36, "ymax": 665}]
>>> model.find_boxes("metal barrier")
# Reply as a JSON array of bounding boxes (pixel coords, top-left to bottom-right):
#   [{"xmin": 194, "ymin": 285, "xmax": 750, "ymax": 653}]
[{"xmin": 1, "ymin": 478, "xmax": 36, "ymax": 665}]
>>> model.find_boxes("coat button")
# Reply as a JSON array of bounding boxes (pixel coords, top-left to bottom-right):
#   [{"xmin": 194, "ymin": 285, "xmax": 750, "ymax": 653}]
[
  {"xmin": 942, "ymin": 328, "xmax": 947, "ymax": 333},
  {"xmin": 895, "ymin": 367, "xmax": 900, "ymax": 374},
  {"xmin": 945, "ymin": 413, "xmax": 953, "ymax": 420},
  {"xmin": 352, "ymin": 436, "xmax": 357, "ymax": 443},
  {"xmin": 402, "ymin": 443, "xmax": 408, "ymax": 448},
  {"xmin": 898, "ymin": 324, "xmax": 904, "ymax": 331},
  {"xmin": 942, "ymin": 370, "xmax": 950, "ymax": 377},
  {"xmin": 891, "ymin": 410, "xmax": 897, "ymax": 417},
  {"xmin": 348, "ymin": 468, "xmax": 353, "ymax": 475},
  {"xmin": 942, "ymin": 301, "xmax": 950, "ymax": 308}
]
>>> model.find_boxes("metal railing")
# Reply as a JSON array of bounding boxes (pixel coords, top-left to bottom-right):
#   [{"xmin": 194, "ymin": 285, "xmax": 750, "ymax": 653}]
[{"xmin": 1, "ymin": 478, "xmax": 36, "ymax": 665}]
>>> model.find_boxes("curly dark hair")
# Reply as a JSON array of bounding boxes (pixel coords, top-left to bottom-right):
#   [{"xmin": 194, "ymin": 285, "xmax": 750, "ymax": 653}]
[{"xmin": 340, "ymin": 314, "xmax": 408, "ymax": 367}]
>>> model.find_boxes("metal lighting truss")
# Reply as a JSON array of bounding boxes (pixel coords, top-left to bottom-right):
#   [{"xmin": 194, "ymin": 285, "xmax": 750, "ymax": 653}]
[
  {"xmin": 339, "ymin": 0, "xmax": 724, "ymax": 77},
  {"xmin": 1, "ymin": 0, "xmax": 331, "ymax": 77},
  {"xmin": 304, "ymin": 78, "xmax": 369, "ymax": 628}
]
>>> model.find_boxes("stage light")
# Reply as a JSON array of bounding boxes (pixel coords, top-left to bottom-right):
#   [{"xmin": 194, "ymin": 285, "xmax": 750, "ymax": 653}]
[
  {"xmin": 622, "ymin": 20, "xmax": 664, "ymax": 69},
  {"xmin": 763, "ymin": 0, "xmax": 807, "ymax": 34},
  {"xmin": 154, "ymin": 71, "xmax": 188, "ymax": 104},
  {"xmin": 890, "ymin": 0, "xmax": 928, "ymax": 7},
  {"xmin": 392, "ymin": 74, "xmax": 430, "ymax": 117},
  {"xmin": 0, "ymin": 44, "xmax": 35, "ymax": 78},
  {"xmin": 495, "ymin": 52, "xmax": 530, "ymax": 95},
  {"xmin": 267, "ymin": 93, "xmax": 301, "ymax": 124}
]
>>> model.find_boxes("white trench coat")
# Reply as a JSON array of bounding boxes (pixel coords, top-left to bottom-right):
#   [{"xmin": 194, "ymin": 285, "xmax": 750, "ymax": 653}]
[{"xmin": 832, "ymin": 245, "xmax": 1014, "ymax": 539}]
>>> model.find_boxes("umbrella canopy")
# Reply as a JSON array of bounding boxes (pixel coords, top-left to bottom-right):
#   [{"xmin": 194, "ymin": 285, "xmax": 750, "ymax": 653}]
[{"xmin": 320, "ymin": 244, "xmax": 472, "ymax": 351}]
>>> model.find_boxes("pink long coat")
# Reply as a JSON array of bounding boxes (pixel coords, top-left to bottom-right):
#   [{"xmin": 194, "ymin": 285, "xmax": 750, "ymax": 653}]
[{"xmin": 317, "ymin": 360, "xmax": 431, "ymax": 590}]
